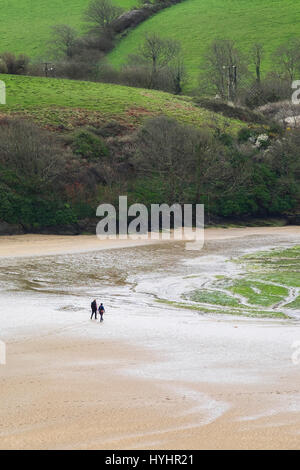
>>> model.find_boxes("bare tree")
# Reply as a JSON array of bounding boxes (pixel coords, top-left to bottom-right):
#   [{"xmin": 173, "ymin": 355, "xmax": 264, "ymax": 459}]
[
  {"xmin": 265, "ymin": 130, "xmax": 300, "ymax": 192},
  {"xmin": 0, "ymin": 120, "xmax": 70, "ymax": 193},
  {"xmin": 273, "ymin": 39, "xmax": 300, "ymax": 82},
  {"xmin": 132, "ymin": 116, "xmax": 198, "ymax": 202},
  {"xmin": 132, "ymin": 34, "xmax": 182, "ymax": 89},
  {"xmin": 169, "ymin": 55, "xmax": 187, "ymax": 94},
  {"xmin": 251, "ymin": 43, "xmax": 264, "ymax": 84},
  {"xmin": 200, "ymin": 39, "xmax": 248, "ymax": 101},
  {"xmin": 48, "ymin": 24, "xmax": 78, "ymax": 59},
  {"xmin": 132, "ymin": 115, "xmax": 225, "ymax": 204},
  {"xmin": 84, "ymin": 0, "xmax": 123, "ymax": 39}
]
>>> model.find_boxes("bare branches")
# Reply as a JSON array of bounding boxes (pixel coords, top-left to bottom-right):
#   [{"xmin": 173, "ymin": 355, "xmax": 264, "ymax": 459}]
[
  {"xmin": 0, "ymin": 120, "xmax": 70, "ymax": 193},
  {"xmin": 131, "ymin": 33, "xmax": 183, "ymax": 90},
  {"xmin": 251, "ymin": 43, "xmax": 264, "ymax": 84},
  {"xmin": 273, "ymin": 39, "xmax": 300, "ymax": 82},
  {"xmin": 200, "ymin": 39, "xmax": 249, "ymax": 101},
  {"xmin": 84, "ymin": 0, "xmax": 123, "ymax": 38},
  {"xmin": 48, "ymin": 25, "xmax": 78, "ymax": 60}
]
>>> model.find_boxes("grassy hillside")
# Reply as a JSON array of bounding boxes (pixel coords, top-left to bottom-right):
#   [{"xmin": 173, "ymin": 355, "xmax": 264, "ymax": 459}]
[
  {"xmin": 3, "ymin": 0, "xmax": 300, "ymax": 90},
  {"xmin": 109, "ymin": 0, "xmax": 300, "ymax": 89},
  {"xmin": 0, "ymin": 0, "xmax": 135, "ymax": 58},
  {"xmin": 0, "ymin": 74, "xmax": 242, "ymax": 131},
  {"xmin": 1, "ymin": 75, "xmax": 297, "ymax": 231}
]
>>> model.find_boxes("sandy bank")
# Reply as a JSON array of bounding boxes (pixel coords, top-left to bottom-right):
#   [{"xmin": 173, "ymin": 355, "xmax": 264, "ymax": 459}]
[
  {"xmin": 0, "ymin": 226, "xmax": 299, "ymax": 258},
  {"xmin": 1, "ymin": 335, "xmax": 300, "ymax": 450}
]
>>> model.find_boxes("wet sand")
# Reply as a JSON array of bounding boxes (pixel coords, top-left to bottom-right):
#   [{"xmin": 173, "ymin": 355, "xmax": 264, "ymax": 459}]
[
  {"xmin": 1, "ymin": 336, "xmax": 300, "ymax": 450},
  {"xmin": 1, "ymin": 225, "xmax": 299, "ymax": 258},
  {"xmin": 0, "ymin": 226, "xmax": 300, "ymax": 449}
]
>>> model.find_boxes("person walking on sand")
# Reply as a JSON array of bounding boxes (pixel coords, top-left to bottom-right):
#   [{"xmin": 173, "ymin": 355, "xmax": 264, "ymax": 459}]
[
  {"xmin": 99, "ymin": 303, "xmax": 105, "ymax": 322},
  {"xmin": 91, "ymin": 299, "xmax": 97, "ymax": 320}
]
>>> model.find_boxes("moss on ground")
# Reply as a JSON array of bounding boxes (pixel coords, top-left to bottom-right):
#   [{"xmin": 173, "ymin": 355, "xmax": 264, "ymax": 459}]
[
  {"xmin": 186, "ymin": 289, "xmax": 240, "ymax": 307},
  {"xmin": 229, "ymin": 280, "xmax": 288, "ymax": 307},
  {"xmin": 156, "ymin": 299, "xmax": 288, "ymax": 319},
  {"xmin": 163, "ymin": 245, "xmax": 299, "ymax": 319}
]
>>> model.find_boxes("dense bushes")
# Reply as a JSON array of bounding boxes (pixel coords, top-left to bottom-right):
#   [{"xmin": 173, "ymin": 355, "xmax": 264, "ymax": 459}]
[
  {"xmin": 0, "ymin": 115, "xmax": 299, "ymax": 231},
  {"xmin": 128, "ymin": 116, "xmax": 300, "ymax": 218},
  {"xmin": 0, "ymin": 118, "xmax": 123, "ymax": 229},
  {"xmin": 194, "ymin": 98, "xmax": 267, "ymax": 124},
  {"xmin": 0, "ymin": 119, "xmax": 80, "ymax": 228},
  {"xmin": 0, "ymin": 186, "xmax": 77, "ymax": 227},
  {"xmin": 72, "ymin": 130, "xmax": 109, "ymax": 161},
  {"xmin": 0, "ymin": 52, "xmax": 29, "ymax": 75},
  {"xmin": 0, "ymin": 119, "xmax": 71, "ymax": 194}
]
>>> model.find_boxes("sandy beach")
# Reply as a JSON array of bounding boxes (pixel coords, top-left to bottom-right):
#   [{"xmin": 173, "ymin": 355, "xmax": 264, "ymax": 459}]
[
  {"xmin": 0, "ymin": 226, "xmax": 300, "ymax": 449},
  {"xmin": 0, "ymin": 225, "xmax": 299, "ymax": 258}
]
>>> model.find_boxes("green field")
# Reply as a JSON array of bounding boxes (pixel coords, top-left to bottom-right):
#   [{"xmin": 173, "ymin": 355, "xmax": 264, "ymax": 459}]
[
  {"xmin": 0, "ymin": 0, "xmax": 135, "ymax": 58},
  {"xmin": 109, "ymin": 0, "xmax": 300, "ymax": 89},
  {"xmin": 0, "ymin": 74, "xmax": 242, "ymax": 130},
  {"xmin": 2, "ymin": 0, "xmax": 300, "ymax": 90}
]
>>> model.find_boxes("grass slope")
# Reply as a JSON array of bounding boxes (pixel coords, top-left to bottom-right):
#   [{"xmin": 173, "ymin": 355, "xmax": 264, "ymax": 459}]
[
  {"xmin": 109, "ymin": 0, "xmax": 300, "ymax": 89},
  {"xmin": 0, "ymin": 0, "xmax": 135, "ymax": 58},
  {"xmin": 0, "ymin": 74, "xmax": 242, "ymax": 130}
]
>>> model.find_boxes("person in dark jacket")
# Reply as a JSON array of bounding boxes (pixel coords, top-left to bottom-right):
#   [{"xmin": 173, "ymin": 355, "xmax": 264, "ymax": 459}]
[
  {"xmin": 98, "ymin": 303, "xmax": 105, "ymax": 322},
  {"xmin": 91, "ymin": 299, "xmax": 97, "ymax": 320}
]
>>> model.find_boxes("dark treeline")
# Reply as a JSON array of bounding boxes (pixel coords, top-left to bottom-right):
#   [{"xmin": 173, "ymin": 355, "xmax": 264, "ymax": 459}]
[{"xmin": 1, "ymin": 115, "xmax": 299, "ymax": 231}]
